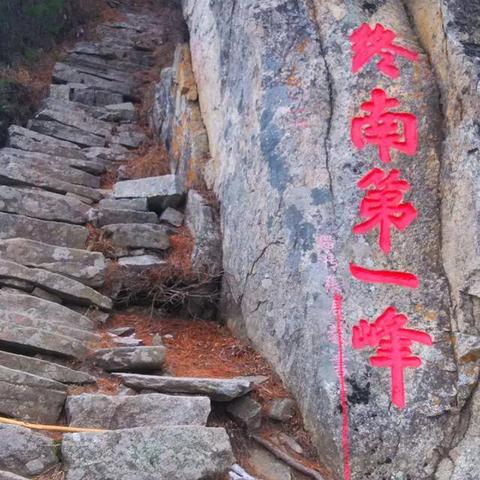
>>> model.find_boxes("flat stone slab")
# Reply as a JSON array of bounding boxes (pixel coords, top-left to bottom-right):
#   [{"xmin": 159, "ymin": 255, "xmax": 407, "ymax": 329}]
[
  {"xmin": 0, "ymin": 471, "xmax": 30, "ymax": 480},
  {"xmin": 113, "ymin": 175, "xmax": 185, "ymax": 210},
  {"xmin": 0, "ymin": 155, "xmax": 102, "ymax": 202},
  {"xmin": 36, "ymin": 103, "xmax": 112, "ymax": 137},
  {"xmin": 1, "ymin": 148, "xmax": 100, "ymax": 188},
  {"xmin": 0, "ymin": 365, "xmax": 66, "ymax": 423},
  {"xmin": 7, "ymin": 125, "xmax": 85, "ymax": 159},
  {"xmin": 160, "ymin": 207, "xmax": 184, "ymax": 227},
  {"xmin": 0, "ymin": 290, "xmax": 94, "ymax": 330},
  {"xmin": 0, "ymin": 322, "xmax": 90, "ymax": 360},
  {"xmin": 102, "ymin": 223, "xmax": 170, "ymax": 250},
  {"xmin": 94, "ymin": 346, "xmax": 166, "ymax": 372},
  {"xmin": 0, "ymin": 186, "xmax": 90, "ymax": 224},
  {"xmin": 115, "ymin": 374, "xmax": 254, "ymax": 401},
  {"xmin": 62, "ymin": 425, "xmax": 234, "ymax": 480},
  {"xmin": 94, "ymin": 208, "xmax": 158, "ymax": 227},
  {"xmin": 0, "ymin": 313, "xmax": 99, "ymax": 344},
  {"xmin": 118, "ymin": 255, "xmax": 165, "ymax": 268},
  {"xmin": 29, "ymin": 119, "xmax": 106, "ymax": 148},
  {"xmin": 0, "ymin": 238, "xmax": 107, "ymax": 287},
  {"xmin": 66, "ymin": 393, "xmax": 211, "ymax": 429},
  {"xmin": 0, "ymin": 212, "xmax": 88, "ymax": 248},
  {"xmin": 0, "ymin": 425, "xmax": 58, "ymax": 476},
  {"xmin": 0, "ymin": 350, "xmax": 95, "ymax": 384},
  {"xmin": 0, "ymin": 259, "xmax": 112, "ymax": 310},
  {"xmin": 99, "ymin": 197, "xmax": 148, "ymax": 211}
]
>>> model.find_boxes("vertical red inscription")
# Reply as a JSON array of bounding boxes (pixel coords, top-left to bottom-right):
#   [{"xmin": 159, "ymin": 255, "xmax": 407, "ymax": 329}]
[{"xmin": 352, "ymin": 307, "xmax": 432, "ymax": 408}]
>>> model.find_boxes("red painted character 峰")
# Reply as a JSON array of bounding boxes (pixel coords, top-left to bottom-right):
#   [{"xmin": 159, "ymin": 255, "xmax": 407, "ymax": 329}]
[
  {"xmin": 350, "ymin": 23, "xmax": 418, "ymax": 78},
  {"xmin": 351, "ymin": 88, "xmax": 417, "ymax": 163},
  {"xmin": 353, "ymin": 168, "xmax": 417, "ymax": 253},
  {"xmin": 352, "ymin": 306, "xmax": 432, "ymax": 409}
]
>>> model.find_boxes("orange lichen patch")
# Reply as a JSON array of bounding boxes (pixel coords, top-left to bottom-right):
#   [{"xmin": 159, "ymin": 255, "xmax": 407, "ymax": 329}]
[{"xmin": 124, "ymin": 142, "xmax": 170, "ymax": 179}]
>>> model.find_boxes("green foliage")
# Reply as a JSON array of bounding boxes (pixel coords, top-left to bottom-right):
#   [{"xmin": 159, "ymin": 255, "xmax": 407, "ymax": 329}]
[{"xmin": 25, "ymin": 0, "xmax": 66, "ymax": 36}]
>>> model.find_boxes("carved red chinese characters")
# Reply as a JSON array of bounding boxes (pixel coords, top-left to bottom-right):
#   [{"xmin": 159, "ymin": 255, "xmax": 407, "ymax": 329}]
[
  {"xmin": 353, "ymin": 168, "xmax": 417, "ymax": 253},
  {"xmin": 350, "ymin": 23, "xmax": 418, "ymax": 79},
  {"xmin": 352, "ymin": 307, "xmax": 432, "ymax": 408},
  {"xmin": 351, "ymin": 88, "xmax": 418, "ymax": 163}
]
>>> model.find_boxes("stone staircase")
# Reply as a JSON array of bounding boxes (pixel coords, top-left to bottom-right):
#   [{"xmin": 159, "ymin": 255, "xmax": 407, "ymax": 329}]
[{"xmin": 0, "ymin": 7, "xmax": 249, "ymax": 480}]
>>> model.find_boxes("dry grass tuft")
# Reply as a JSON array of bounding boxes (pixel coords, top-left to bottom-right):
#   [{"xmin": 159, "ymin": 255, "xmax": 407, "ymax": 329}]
[
  {"xmin": 86, "ymin": 224, "xmax": 115, "ymax": 257},
  {"xmin": 124, "ymin": 142, "xmax": 170, "ymax": 179}
]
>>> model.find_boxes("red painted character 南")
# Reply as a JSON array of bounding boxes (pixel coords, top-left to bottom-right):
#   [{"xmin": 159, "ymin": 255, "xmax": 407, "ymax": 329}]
[
  {"xmin": 350, "ymin": 23, "xmax": 418, "ymax": 79},
  {"xmin": 353, "ymin": 168, "xmax": 417, "ymax": 253},
  {"xmin": 352, "ymin": 306, "xmax": 432, "ymax": 409},
  {"xmin": 351, "ymin": 88, "xmax": 417, "ymax": 163}
]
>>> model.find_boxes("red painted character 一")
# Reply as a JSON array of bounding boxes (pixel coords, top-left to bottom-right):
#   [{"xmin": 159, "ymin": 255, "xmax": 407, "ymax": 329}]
[
  {"xmin": 350, "ymin": 23, "xmax": 418, "ymax": 79},
  {"xmin": 351, "ymin": 88, "xmax": 418, "ymax": 163},
  {"xmin": 353, "ymin": 168, "xmax": 417, "ymax": 253},
  {"xmin": 352, "ymin": 306, "xmax": 432, "ymax": 409}
]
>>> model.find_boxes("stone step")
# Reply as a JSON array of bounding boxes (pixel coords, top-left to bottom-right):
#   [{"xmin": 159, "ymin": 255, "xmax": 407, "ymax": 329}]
[
  {"xmin": 113, "ymin": 174, "xmax": 185, "ymax": 210},
  {"xmin": 114, "ymin": 374, "xmax": 254, "ymax": 401},
  {"xmin": 66, "ymin": 393, "xmax": 211, "ymax": 429},
  {"xmin": 99, "ymin": 197, "xmax": 148, "ymax": 211},
  {"xmin": 55, "ymin": 60, "xmax": 134, "ymax": 86},
  {"xmin": 0, "ymin": 238, "xmax": 107, "ymax": 287},
  {"xmin": 0, "ymin": 365, "xmax": 66, "ymax": 423},
  {"xmin": 0, "ymin": 259, "xmax": 112, "ymax": 310},
  {"xmin": 0, "ymin": 425, "xmax": 58, "ymax": 477},
  {"xmin": 0, "ymin": 155, "xmax": 103, "ymax": 201},
  {"xmin": 118, "ymin": 254, "xmax": 165, "ymax": 268},
  {"xmin": 7, "ymin": 125, "xmax": 85, "ymax": 159},
  {"xmin": 0, "ymin": 350, "xmax": 95, "ymax": 384},
  {"xmin": 50, "ymin": 83, "xmax": 124, "ymax": 107},
  {"xmin": 53, "ymin": 63, "xmax": 133, "ymax": 98},
  {"xmin": 0, "ymin": 313, "xmax": 99, "ymax": 344},
  {"xmin": 101, "ymin": 223, "xmax": 170, "ymax": 250},
  {"xmin": 64, "ymin": 52, "xmax": 142, "ymax": 74},
  {"xmin": 0, "ymin": 322, "xmax": 90, "ymax": 360},
  {"xmin": 36, "ymin": 103, "xmax": 113, "ymax": 138},
  {"xmin": 0, "ymin": 212, "xmax": 88, "ymax": 248},
  {"xmin": 61, "ymin": 426, "xmax": 234, "ymax": 480},
  {"xmin": 0, "ymin": 290, "xmax": 95, "ymax": 330},
  {"xmin": 110, "ymin": 124, "xmax": 147, "ymax": 148},
  {"xmin": 92, "ymin": 208, "xmax": 158, "ymax": 227},
  {"xmin": 0, "ymin": 148, "xmax": 101, "ymax": 188},
  {"xmin": 29, "ymin": 119, "xmax": 107, "ymax": 148},
  {"xmin": 0, "ymin": 186, "xmax": 90, "ymax": 224},
  {"xmin": 94, "ymin": 346, "xmax": 166, "ymax": 372}
]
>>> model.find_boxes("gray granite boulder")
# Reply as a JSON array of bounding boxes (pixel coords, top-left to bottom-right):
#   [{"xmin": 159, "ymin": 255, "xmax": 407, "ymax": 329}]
[
  {"xmin": 0, "ymin": 212, "xmax": 88, "ymax": 248},
  {"xmin": 0, "ymin": 259, "xmax": 112, "ymax": 310},
  {"xmin": 93, "ymin": 208, "xmax": 158, "ymax": 227},
  {"xmin": 0, "ymin": 187, "xmax": 90, "ymax": 224},
  {"xmin": 159, "ymin": 207, "xmax": 184, "ymax": 227},
  {"xmin": 66, "ymin": 393, "xmax": 211, "ymax": 429},
  {"xmin": 0, "ymin": 290, "xmax": 94, "ymax": 330},
  {"xmin": 116, "ymin": 374, "xmax": 253, "ymax": 401},
  {"xmin": 0, "ymin": 350, "xmax": 95, "ymax": 384},
  {"xmin": 101, "ymin": 223, "xmax": 170, "ymax": 250},
  {"xmin": 0, "ymin": 366, "xmax": 66, "ymax": 423},
  {"xmin": 113, "ymin": 175, "xmax": 185, "ymax": 210},
  {"xmin": 94, "ymin": 346, "xmax": 166, "ymax": 372},
  {"xmin": 62, "ymin": 425, "xmax": 234, "ymax": 480},
  {"xmin": 0, "ymin": 425, "xmax": 58, "ymax": 476},
  {"xmin": 0, "ymin": 238, "xmax": 106, "ymax": 287}
]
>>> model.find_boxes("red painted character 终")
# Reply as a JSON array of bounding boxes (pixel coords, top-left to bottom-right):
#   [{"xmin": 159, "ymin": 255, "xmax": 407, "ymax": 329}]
[
  {"xmin": 351, "ymin": 88, "xmax": 417, "ymax": 163},
  {"xmin": 350, "ymin": 23, "xmax": 418, "ymax": 79},
  {"xmin": 353, "ymin": 168, "xmax": 417, "ymax": 253},
  {"xmin": 352, "ymin": 306, "xmax": 432, "ymax": 408}
]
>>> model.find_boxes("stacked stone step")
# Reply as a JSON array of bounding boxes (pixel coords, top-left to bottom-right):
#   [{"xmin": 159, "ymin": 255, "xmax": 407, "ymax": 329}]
[{"xmin": 0, "ymin": 10, "xmax": 238, "ymax": 480}]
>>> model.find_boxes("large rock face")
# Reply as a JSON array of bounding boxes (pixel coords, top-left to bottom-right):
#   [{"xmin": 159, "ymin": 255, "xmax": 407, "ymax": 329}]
[{"xmin": 180, "ymin": 0, "xmax": 478, "ymax": 478}]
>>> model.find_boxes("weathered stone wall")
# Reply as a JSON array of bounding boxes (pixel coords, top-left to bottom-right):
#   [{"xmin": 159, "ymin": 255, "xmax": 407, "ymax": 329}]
[{"xmin": 179, "ymin": 1, "xmax": 479, "ymax": 478}]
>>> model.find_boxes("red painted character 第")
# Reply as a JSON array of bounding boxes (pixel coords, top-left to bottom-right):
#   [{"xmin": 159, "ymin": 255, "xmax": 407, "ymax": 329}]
[
  {"xmin": 352, "ymin": 306, "xmax": 432, "ymax": 408},
  {"xmin": 351, "ymin": 88, "xmax": 417, "ymax": 163},
  {"xmin": 353, "ymin": 168, "xmax": 417, "ymax": 253},
  {"xmin": 350, "ymin": 23, "xmax": 418, "ymax": 79}
]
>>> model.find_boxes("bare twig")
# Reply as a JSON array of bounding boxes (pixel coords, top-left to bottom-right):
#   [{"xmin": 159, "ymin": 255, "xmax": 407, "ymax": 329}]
[
  {"xmin": 251, "ymin": 434, "xmax": 326, "ymax": 480},
  {"xmin": 0, "ymin": 416, "xmax": 106, "ymax": 434}
]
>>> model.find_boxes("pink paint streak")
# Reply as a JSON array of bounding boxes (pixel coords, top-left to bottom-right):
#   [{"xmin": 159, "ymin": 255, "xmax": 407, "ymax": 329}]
[{"xmin": 333, "ymin": 292, "xmax": 351, "ymax": 480}]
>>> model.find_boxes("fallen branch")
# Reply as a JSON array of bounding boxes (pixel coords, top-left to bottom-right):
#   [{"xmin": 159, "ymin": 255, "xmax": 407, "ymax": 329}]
[
  {"xmin": 0, "ymin": 416, "xmax": 106, "ymax": 434},
  {"xmin": 251, "ymin": 434, "xmax": 326, "ymax": 480}
]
